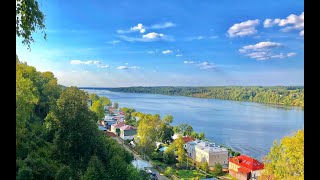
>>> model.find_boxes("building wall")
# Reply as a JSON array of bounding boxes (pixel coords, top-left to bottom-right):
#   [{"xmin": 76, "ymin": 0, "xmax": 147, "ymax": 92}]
[
  {"xmin": 229, "ymin": 162, "xmax": 239, "ymax": 172},
  {"xmin": 111, "ymin": 126, "xmax": 117, "ymax": 133},
  {"xmin": 195, "ymin": 147, "xmax": 209, "ymax": 163},
  {"xmin": 208, "ymin": 151, "xmax": 229, "ymax": 166},
  {"xmin": 229, "ymin": 169, "xmax": 249, "ymax": 180},
  {"xmin": 120, "ymin": 133, "xmax": 135, "ymax": 140},
  {"xmin": 124, "ymin": 129, "xmax": 137, "ymax": 136},
  {"xmin": 185, "ymin": 143, "xmax": 196, "ymax": 159}
]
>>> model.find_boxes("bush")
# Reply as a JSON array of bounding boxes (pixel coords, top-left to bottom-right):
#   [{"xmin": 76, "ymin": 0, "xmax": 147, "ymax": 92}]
[
  {"xmin": 213, "ymin": 163, "xmax": 224, "ymax": 176},
  {"xmin": 164, "ymin": 167, "xmax": 175, "ymax": 177}
]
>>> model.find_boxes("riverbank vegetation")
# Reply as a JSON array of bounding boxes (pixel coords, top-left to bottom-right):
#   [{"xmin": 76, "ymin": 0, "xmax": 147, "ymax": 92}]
[{"xmin": 105, "ymin": 86, "xmax": 304, "ymax": 107}]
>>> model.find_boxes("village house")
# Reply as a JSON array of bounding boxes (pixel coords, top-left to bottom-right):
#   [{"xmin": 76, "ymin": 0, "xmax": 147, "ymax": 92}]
[
  {"xmin": 119, "ymin": 125, "xmax": 137, "ymax": 140},
  {"xmin": 228, "ymin": 154, "xmax": 264, "ymax": 180},
  {"xmin": 184, "ymin": 140, "xmax": 229, "ymax": 167},
  {"xmin": 111, "ymin": 122, "xmax": 126, "ymax": 135}
]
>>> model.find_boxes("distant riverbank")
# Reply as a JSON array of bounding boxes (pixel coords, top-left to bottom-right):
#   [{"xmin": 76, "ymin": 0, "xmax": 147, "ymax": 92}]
[{"xmin": 82, "ymin": 86, "xmax": 304, "ymax": 108}]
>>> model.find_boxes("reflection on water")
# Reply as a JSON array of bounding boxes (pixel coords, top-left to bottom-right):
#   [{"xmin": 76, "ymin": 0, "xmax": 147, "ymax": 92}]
[{"xmin": 83, "ymin": 89, "xmax": 304, "ymax": 160}]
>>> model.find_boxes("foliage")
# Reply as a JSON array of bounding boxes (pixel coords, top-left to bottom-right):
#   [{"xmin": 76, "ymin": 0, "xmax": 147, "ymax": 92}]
[
  {"xmin": 261, "ymin": 130, "xmax": 304, "ymax": 180},
  {"xmin": 198, "ymin": 132, "xmax": 205, "ymax": 140},
  {"xmin": 201, "ymin": 161, "xmax": 209, "ymax": 173},
  {"xmin": 16, "ymin": 60, "xmax": 144, "ymax": 179},
  {"xmin": 158, "ymin": 115, "xmax": 174, "ymax": 143},
  {"xmin": 163, "ymin": 144, "xmax": 176, "ymax": 164},
  {"xmin": 174, "ymin": 123, "xmax": 194, "ymax": 136},
  {"xmin": 136, "ymin": 113, "xmax": 161, "ymax": 154},
  {"xmin": 81, "ymin": 155, "xmax": 106, "ymax": 180},
  {"xmin": 113, "ymin": 102, "xmax": 119, "ymax": 109},
  {"xmin": 16, "ymin": 0, "xmax": 46, "ymax": 49},
  {"xmin": 175, "ymin": 135, "xmax": 186, "ymax": 165},
  {"xmin": 121, "ymin": 107, "xmax": 136, "ymax": 126},
  {"xmin": 99, "ymin": 96, "xmax": 112, "ymax": 106},
  {"xmin": 212, "ymin": 163, "xmax": 223, "ymax": 176},
  {"xmin": 164, "ymin": 167, "xmax": 175, "ymax": 177},
  {"xmin": 90, "ymin": 100, "xmax": 105, "ymax": 120},
  {"xmin": 177, "ymin": 170, "xmax": 205, "ymax": 179},
  {"xmin": 107, "ymin": 86, "xmax": 304, "ymax": 107}
]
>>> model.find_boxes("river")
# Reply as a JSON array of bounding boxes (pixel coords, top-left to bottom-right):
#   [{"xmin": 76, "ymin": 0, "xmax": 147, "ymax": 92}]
[{"xmin": 83, "ymin": 88, "xmax": 304, "ymax": 160}]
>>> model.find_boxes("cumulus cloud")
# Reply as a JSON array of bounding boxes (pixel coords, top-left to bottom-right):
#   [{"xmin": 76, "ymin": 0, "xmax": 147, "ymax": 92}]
[
  {"xmin": 239, "ymin": 41, "xmax": 282, "ymax": 53},
  {"xmin": 70, "ymin": 60, "xmax": 101, "ymax": 65},
  {"xmin": 142, "ymin": 32, "xmax": 165, "ymax": 40},
  {"xmin": 239, "ymin": 41, "xmax": 296, "ymax": 60},
  {"xmin": 263, "ymin": 12, "xmax": 304, "ymax": 36},
  {"xmin": 228, "ymin": 19, "xmax": 259, "ymax": 37},
  {"xmin": 150, "ymin": 22, "xmax": 176, "ymax": 29},
  {"xmin": 162, "ymin": 50, "xmax": 173, "ymax": 54},
  {"xmin": 117, "ymin": 23, "xmax": 146, "ymax": 34}
]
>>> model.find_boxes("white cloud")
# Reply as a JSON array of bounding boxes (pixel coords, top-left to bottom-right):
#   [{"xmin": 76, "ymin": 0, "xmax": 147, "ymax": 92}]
[
  {"xmin": 299, "ymin": 30, "xmax": 304, "ymax": 37},
  {"xmin": 97, "ymin": 65, "xmax": 110, "ymax": 68},
  {"xmin": 150, "ymin": 22, "xmax": 176, "ymax": 29},
  {"xmin": 130, "ymin": 23, "xmax": 146, "ymax": 33},
  {"xmin": 116, "ymin": 65, "xmax": 140, "ymax": 70},
  {"xmin": 239, "ymin": 41, "xmax": 282, "ymax": 53},
  {"xmin": 198, "ymin": 62, "xmax": 216, "ymax": 69},
  {"xmin": 162, "ymin": 50, "xmax": 173, "ymax": 54},
  {"xmin": 70, "ymin": 60, "xmax": 101, "ymax": 65},
  {"xmin": 263, "ymin": 12, "xmax": 304, "ymax": 36},
  {"xmin": 210, "ymin": 36, "xmax": 219, "ymax": 39},
  {"xmin": 184, "ymin": 61, "xmax": 196, "ymax": 64},
  {"xmin": 143, "ymin": 32, "xmax": 165, "ymax": 40},
  {"xmin": 176, "ymin": 54, "xmax": 183, "ymax": 57},
  {"xmin": 108, "ymin": 40, "xmax": 121, "ymax": 44},
  {"xmin": 228, "ymin": 19, "xmax": 260, "ymax": 37},
  {"xmin": 239, "ymin": 42, "xmax": 296, "ymax": 60},
  {"xmin": 147, "ymin": 51, "xmax": 155, "ymax": 54}
]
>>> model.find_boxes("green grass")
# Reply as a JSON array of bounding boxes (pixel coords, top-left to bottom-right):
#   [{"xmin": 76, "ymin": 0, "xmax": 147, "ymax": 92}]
[
  {"xmin": 151, "ymin": 159, "xmax": 167, "ymax": 167},
  {"xmin": 177, "ymin": 170, "xmax": 206, "ymax": 179}
]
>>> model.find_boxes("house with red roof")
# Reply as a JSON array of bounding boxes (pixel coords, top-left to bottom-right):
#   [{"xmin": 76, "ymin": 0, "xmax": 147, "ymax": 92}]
[
  {"xmin": 110, "ymin": 122, "xmax": 126, "ymax": 135},
  {"xmin": 182, "ymin": 136, "xmax": 195, "ymax": 144},
  {"xmin": 228, "ymin": 154, "xmax": 264, "ymax": 180},
  {"xmin": 119, "ymin": 125, "xmax": 137, "ymax": 140}
]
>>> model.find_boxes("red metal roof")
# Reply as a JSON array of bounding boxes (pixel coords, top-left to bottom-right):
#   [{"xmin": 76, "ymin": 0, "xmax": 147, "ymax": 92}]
[
  {"xmin": 229, "ymin": 154, "xmax": 264, "ymax": 172},
  {"xmin": 182, "ymin": 136, "xmax": 195, "ymax": 143}
]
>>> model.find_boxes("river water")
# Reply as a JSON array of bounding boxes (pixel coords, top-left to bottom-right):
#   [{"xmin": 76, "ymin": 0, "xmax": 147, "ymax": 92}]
[{"xmin": 83, "ymin": 88, "xmax": 304, "ymax": 160}]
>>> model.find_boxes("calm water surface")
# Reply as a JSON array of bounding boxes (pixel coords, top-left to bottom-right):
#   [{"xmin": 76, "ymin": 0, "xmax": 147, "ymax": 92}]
[{"xmin": 83, "ymin": 89, "xmax": 304, "ymax": 160}]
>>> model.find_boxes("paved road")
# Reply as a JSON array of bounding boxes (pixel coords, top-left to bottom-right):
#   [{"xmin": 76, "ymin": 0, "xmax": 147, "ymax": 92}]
[{"xmin": 112, "ymin": 136, "xmax": 169, "ymax": 180}]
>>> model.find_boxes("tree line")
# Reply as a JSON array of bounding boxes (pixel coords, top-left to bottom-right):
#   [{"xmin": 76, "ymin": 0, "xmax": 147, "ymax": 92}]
[
  {"xmin": 105, "ymin": 86, "xmax": 304, "ymax": 107},
  {"xmin": 16, "ymin": 58, "xmax": 149, "ymax": 180}
]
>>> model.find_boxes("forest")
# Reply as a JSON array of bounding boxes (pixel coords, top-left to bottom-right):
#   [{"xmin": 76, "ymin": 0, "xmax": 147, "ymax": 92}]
[
  {"xmin": 16, "ymin": 57, "xmax": 148, "ymax": 180},
  {"xmin": 105, "ymin": 86, "xmax": 304, "ymax": 107}
]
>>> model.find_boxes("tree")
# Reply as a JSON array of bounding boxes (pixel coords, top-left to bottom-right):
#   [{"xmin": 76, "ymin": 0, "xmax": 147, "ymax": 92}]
[
  {"xmin": 191, "ymin": 132, "xmax": 198, "ymax": 139},
  {"xmin": 90, "ymin": 100, "xmax": 105, "ymax": 120},
  {"xmin": 99, "ymin": 96, "xmax": 111, "ymax": 106},
  {"xmin": 175, "ymin": 135, "xmax": 185, "ymax": 165},
  {"xmin": 50, "ymin": 87, "xmax": 98, "ymax": 169},
  {"xmin": 164, "ymin": 167, "xmax": 175, "ymax": 177},
  {"xmin": 198, "ymin": 132, "xmax": 205, "ymax": 140},
  {"xmin": 213, "ymin": 163, "xmax": 223, "ymax": 176},
  {"xmin": 261, "ymin": 130, "xmax": 304, "ymax": 180},
  {"xmin": 175, "ymin": 123, "xmax": 194, "ymax": 136},
  {"xmin": 88, "ymin": 94, "xmax": 99, "ymax": 102},
  {"xmin": 136, "ymin": 114, "xmax": 161, "ymax": 155},
  {"xmin": 55, "ymin": 166, "xmax": 72, "ymax": 180},
  {"xmin": 162, "ymin": 114, "xmax": 173, "ymax": 124},
  {"xmin": 17, "ymin": 166, "xmax": 33, "ymax": 180},
  {"xmin": 113, "ymin": 102, "xmax": 119, "ymax": 109},
  {"xmin": 163, "ymin": 144, "xmax": 176, "ymax": 165},
  {"xmin": 185, "ymin": 125, "xmax": 194, "ymax": 136},
  {"xmin": 16, "ymin": 0, "xmax": 46, "ymax": 49},
  {"xmin": 82, "ymin": 155, "xmax": 106, "ymax": 180},
  {"xmin": 201, "ymin": 161, "xmax": 209, "ymax": 173}
]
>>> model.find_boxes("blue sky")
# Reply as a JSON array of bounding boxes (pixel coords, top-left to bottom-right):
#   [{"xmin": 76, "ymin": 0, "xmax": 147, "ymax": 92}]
[{"xmin": 16, "ymin": 0, "xmax": 304, "ymax": 87}]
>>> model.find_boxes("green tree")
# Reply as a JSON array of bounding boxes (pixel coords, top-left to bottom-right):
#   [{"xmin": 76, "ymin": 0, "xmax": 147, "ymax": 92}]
[
  {"xmin": 99, "ymin": 96, "xmax": 111, "ymax": 106},
  {"xmin": 82, "ymin": 155, "xmax": 106, "ymax": 180},
  {"xmin": 213, "ymin": 163, "xmax": 223, "ymax": 176},
  {"xmin": 175, "ymin": 135, "xmax": 185, "ymax": 165},
  {"xmin": 17, "ymin": 166, "xmax": 33, "ymax": 180},
  {"xmin": 113, "ymin": 102, "xmax": 119, "ymax": 109},
  {"xmin": 16, "ymin": 0, "xmax": 46, "ymax": 49},
  {"xmin": 198, "ymin": 132, "xmax": 205, "ymax": 140},
  {"xmin": 191, "ymin": 131, "xmax": 198, "ymax": 139},
  {"xmin": 90, "ymin": 100, "xmax": 105, "ymax": 120},
  {"xmin": 163, "ymin": 144, "xmax": 176, "ymax": 165},
  {"xmin": 261, "ymin": 130, "xmax": 304, "ymax": 180},
  {"xmin": 50, "ymin": 87, "xmax": 98, "ymax": 170},
  {"xmin": 164, "ymin": 167, "xmax": 175, "ymax": 177},
  {"xmin": 201, "ymin": 161, "xmax": 209, "ymax": 173},
  {"xmin": 88, "ymin": 94, "xmax": 99, "ymax": 102},
  {"xmin": 163, "ymin": 114, "xmax": 173, "ymax": 124},
  {"xmin": 55, "ymin": 166, "xmax": 72, "ymax": 180}
]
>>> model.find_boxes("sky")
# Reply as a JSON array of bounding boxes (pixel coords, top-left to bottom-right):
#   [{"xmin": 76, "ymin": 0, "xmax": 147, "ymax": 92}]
[{"xmin": 16, "ymin": 0, "xmax": 304, "ymax": 87}]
